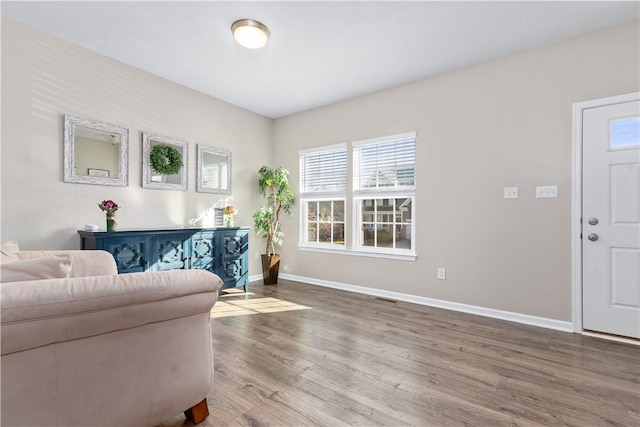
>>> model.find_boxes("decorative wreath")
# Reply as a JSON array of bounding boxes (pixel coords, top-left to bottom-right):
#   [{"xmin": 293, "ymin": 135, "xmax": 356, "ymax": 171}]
[{"xmin": 150, "ymin": 144, "xmax": 183, "ymax": 175}]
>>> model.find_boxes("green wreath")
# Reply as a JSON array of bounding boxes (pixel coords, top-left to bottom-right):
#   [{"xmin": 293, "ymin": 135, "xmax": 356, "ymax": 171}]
[{"xmin": 150, "ymin": 144, "xmax": 183, "ymax": 175}]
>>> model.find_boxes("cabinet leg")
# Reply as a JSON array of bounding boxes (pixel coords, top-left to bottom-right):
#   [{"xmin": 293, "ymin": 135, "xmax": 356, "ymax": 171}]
[
  {"xmin": 184, "ymin": 398, "xmax": 209, "ymax": 424},
  {"xmin": 243, "ymin": 284, "xmax": 248, "ymax": 293}
]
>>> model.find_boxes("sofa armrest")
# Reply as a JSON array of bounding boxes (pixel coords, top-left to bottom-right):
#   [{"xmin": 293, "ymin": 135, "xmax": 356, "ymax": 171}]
[
  {"xmin": 1, "ymin": 269, "xmax": 222, "ymax": 355},
  {"xmin": 17, "ymin": 250, "xmax": 118, "ymax": 277}
]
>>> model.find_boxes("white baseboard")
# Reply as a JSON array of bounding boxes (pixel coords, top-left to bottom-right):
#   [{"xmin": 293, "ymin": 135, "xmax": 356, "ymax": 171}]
[
  {"xmin": 274, "ymin": 273, "xmax": 574, "ymax": 333},
  {"xmin": 249, "ymin": 274, "xmax": 263, "ymax": 283}
]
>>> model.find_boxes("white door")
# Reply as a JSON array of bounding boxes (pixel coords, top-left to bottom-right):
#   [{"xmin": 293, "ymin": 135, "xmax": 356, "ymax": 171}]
[{"xmin": 582, "ymin": 99, "xmax": 640, "ymax": 339}]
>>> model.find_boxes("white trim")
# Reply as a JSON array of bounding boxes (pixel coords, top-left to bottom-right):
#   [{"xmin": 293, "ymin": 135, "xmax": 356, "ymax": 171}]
[
  {"xmin": 352, "ymin": 131, "xmax": 417, "ymax": 146},
  {"xmin": 298, "ymin": 142, "xmax": 347, "ymax": 155},
  {"xmin": 571, "ymin": 92, "xmax": 640, "ymax": 334},
  {"xmin": 278, "ymin": 273, "xmax": 573, "ymax": 333},
  {"xmin": 298, "ymin": 244, "xmax": 417, "ymax": 261}
]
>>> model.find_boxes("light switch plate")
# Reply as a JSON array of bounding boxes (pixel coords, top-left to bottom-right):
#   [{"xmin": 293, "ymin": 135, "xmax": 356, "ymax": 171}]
[
  {"xmin": 536, "ymin": 185, "xmax": 558, "ymax": 198},
  {"xmin": 504, "ymin": 187, "xmax": 519, "ymax": 199}
]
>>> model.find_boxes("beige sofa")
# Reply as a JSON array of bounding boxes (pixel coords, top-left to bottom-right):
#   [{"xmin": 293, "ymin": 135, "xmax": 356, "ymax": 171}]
[{"xmin": 1, "ymin": 244, "xmax": 222, "ymax": 427}]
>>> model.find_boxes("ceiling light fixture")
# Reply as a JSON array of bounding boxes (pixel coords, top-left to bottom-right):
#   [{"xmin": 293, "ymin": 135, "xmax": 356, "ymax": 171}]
[{"xmin": 231, "ymin": 19, "xmax": 270, "ymax": 49}]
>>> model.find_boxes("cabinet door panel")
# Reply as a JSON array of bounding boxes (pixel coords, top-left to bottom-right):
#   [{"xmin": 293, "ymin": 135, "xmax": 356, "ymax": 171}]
[
  {"xmin": 151, "ymin": 234, "xmax": 190, "ymax": 271},
  {"xmin": 220, "ymin": 230, "xmax": 248, "ymax": 260},
  {"xmin": 104, "ymin": 237, "xmax": 147, "ymax": 273},
  {"xmin": 191, "ymin": 231, "xmax": 215, "ymax": 271},
  {"xmin": 218, "ymin": 230, "xmax": 249, "ymax": 289}
]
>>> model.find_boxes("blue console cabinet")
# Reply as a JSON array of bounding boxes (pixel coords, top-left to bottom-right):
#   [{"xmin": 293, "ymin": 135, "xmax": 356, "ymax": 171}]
[{"xmin": 77, "ymin": 227, "xmax": 249, "ymax": 292}]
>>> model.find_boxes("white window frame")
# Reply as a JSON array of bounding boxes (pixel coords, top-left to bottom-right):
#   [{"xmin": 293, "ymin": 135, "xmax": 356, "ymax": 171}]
[
  {"xmin": 352, "ymin": 131, "xmax": 416, "ymax": 258},
  {"xmin": 353, "ymin": 194, "xmax": 415, "ymax": 257},
  {"xmin": 298, "ymin": 132, "xmax": 417, "ymax": 261},
  {"xmin": 299, "ymin": 143, "xmax": 348, "ymax": 251},
  {"xmin": 300, "ymin": 198, "xmax": 347, "ymax": 249}
]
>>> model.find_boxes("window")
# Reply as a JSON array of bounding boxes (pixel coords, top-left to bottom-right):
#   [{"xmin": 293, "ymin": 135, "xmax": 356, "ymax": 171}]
[
  {"xmin": 353, "ymin": 132, "xmax": 416, "ymax": 255},
  {"xmin": 353, "ymin": 135, "xmax": 416, "ymax": 191},
  {"xmin": 306, "ymin": 200, "xmax": 345, "ymax": 244},
  {"xmin": 357, "ymin": 197, "xmax": 412, "ymax": 250},
  {"xmin": 299, "ymin": 132, "xmax": 416, "ymax": 260},
  {"xmin": 299, "ymin": 144, "xmax": 347, "ymax": 247},
  {"xmin": 610, "ymin": 116, "xmax": 640, "ymax": 149}
]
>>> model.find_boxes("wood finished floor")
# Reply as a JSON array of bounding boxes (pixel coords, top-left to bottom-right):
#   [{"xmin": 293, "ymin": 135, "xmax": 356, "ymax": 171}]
[{"xmin": 162, "ymin": 279, "xmax": 640, "ymax": 427}]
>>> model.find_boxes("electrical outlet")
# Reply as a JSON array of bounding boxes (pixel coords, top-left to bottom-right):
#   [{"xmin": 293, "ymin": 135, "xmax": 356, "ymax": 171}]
[
  {"xmin": 504, "ymin": 187, "xmax": 519, "ymax": 199},
  {"xmin": 437, "ymin": 268, "xmax": 446, "ymax": 280},
  {"xmin": 255, "ymin": 251, "xmax": 260, "ymax": 260}
]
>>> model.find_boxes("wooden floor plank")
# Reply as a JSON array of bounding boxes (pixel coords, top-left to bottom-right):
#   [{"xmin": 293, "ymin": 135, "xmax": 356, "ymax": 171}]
[{"xmin": 161, "ymin": 279, "xmax": 639, "ymax": 427}]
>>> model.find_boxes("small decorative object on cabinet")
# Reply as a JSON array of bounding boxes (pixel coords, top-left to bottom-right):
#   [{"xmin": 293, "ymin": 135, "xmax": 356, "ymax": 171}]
[
  {"xmin": 97, "ymin": 199, "xmax": 119, "ymax": 231},
  {"xmin": 78, "ymin": 227, "xmax": 249, "ymax": 292}
]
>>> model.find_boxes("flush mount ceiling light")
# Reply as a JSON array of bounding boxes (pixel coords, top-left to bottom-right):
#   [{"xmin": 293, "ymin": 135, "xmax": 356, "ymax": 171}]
[{"xmin": 231, "ymin": 19, "xmax": 270, "ymax": 49}]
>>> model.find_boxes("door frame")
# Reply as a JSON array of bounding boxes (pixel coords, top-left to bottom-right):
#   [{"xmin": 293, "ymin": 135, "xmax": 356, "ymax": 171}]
[{"xmin": 571, "ymin": 91, "xmax": 640, "ymax": 334}]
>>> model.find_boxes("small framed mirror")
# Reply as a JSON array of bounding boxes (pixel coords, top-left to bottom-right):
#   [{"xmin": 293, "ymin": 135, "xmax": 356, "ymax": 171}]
[
  {"xmin": 197, "ymin": 144, "xmax": 231, "ymax": 194},
  {"xmin": 63, "ymin": 115, "xmax": 129, "ymax": 186},
  {"xmin": 142, "ymin": 133, "xmax": 188, "ymax": 191}
]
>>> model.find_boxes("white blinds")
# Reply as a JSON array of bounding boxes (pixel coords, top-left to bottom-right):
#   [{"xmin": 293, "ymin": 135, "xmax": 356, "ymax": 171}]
[
  {"xmin": 299, "ymin": 144, "xmax": 347, "ymax": 193},
  {"xmin": 353, "ymin": 134, "xmax": 415, "ymax": 190}
]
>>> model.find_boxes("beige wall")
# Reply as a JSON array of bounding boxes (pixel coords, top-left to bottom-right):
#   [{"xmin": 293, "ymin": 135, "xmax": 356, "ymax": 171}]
[
  {"xmin": 272, "ymin": 20, "xmax": 640, "ymax": 321},
  {"xmin": 0, "ymin": 18, "xmax": 272, "ymax": 277},
  {"xmin": 2, "ymin": 17, "xmax": 639, "ymax": 322}
]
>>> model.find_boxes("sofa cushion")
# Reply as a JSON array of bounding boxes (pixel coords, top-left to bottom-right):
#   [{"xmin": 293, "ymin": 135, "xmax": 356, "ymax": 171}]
[
  {"xmin": 0, "ymin": 254, "xmax": 73, "ymax": 283},
  {"xmin": 1, "ymin": 269, "xmax": 222, "ymax": 355},
  {"xmin": 1, "ymin": 241, "xmax": 19, "ymax": 263}
]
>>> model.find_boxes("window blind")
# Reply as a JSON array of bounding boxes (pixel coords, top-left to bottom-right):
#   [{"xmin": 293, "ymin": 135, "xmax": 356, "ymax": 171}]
[
  {"xmin": 300, "ymin": 145, "xmax": 347, "ymax": 193},
  {"xmin": 353, "ymin": 135, "xmax": 415, "ymax": 190}
]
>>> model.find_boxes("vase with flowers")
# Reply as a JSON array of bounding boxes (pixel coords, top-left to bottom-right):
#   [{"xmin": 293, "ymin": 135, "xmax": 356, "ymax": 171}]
[
  {"xmin": 98, "ymin": 199, "xmax": 119, "ymax": 231},
  {"xmin": 223, "ymin": 205, "xmax": 237, "ymax": 227}
]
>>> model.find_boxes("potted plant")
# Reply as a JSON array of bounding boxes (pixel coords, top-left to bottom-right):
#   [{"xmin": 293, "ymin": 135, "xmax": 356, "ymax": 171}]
[{"xmin": 253, "ymin": 166, "xmax": 295, "ymax": 285}]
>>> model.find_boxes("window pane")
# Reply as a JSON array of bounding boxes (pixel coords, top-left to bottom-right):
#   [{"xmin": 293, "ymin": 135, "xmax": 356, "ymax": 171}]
[
  {"xmin": 396, "ymin": 198, "xmax": 412, "ymax": 223},
  {"xmin": 307, "ymin": 223, "xmax": 318, "ymax": 242},
  {"xmin": 610, "ymin": 117, "xmax": 640, "ymax": 149},
  {"xmin": 396, "ymin": 224, "xmax": 412, "ymax": 249},
  {"xmin": 307, "ymin": 202, "xmax": 317, "ymax": 221},
  {"xmin": 319, "ymin": 201, "xmax": 332, "ymax": 220},
  {"xmin": 334, "ymin": 200, "xmax": 345, "ymax": 221},
  {"xmin": 362, "ymin": 225, "xmax": 375, "ymax": 247},
  {"xmin": 333, "ymin": 223, "xmax": 345, "ymax": 244},
  {"xmin": 319, "ymin": 223, "xmax": 332, "ymax": 242},
  {"xmin": 377, "ymin": 224, "xmax": 394, "ymax": 248}
]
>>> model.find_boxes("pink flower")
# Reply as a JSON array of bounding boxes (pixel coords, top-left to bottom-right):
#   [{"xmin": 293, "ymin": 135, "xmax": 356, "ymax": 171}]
[
  {"xmin": 98, "ymin": 200, "xmax": 120, "ymax": 214},
  {"xmin": 223, "ymin": 205, "xmax": 237, "ymax": 215}
]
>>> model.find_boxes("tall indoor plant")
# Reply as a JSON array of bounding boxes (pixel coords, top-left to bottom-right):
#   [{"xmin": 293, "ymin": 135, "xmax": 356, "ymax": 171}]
[{"xmin": 253, "ymin": 166, "xmax": 295, "ymax": 285}]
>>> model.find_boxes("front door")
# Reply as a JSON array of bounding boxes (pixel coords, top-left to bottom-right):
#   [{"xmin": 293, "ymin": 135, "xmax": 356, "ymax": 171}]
[{"xmin": 582, "ymin": 98, "xmax": 640, "ymax": 339}]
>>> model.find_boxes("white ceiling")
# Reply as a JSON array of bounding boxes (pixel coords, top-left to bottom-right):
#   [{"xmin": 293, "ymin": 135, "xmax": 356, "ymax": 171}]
[{"xmin": 2, "ymin": 1, "xmax": 638, "ymax": 118}]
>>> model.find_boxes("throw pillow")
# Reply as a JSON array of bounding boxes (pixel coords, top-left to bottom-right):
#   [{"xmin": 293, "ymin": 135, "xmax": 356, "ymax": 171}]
[
  {"xmin": 0, "ymin": 241, "xmax": 20, "ymax": 263},
  {"xmin": 0, "ymin": 254, "xmax": 73, "ymax": 283}
]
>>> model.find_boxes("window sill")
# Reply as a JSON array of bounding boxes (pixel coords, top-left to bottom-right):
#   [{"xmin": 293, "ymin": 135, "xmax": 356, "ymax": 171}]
[{"xmin": 298, "ymin": 244, "xmax": 417, "ymax": 261}]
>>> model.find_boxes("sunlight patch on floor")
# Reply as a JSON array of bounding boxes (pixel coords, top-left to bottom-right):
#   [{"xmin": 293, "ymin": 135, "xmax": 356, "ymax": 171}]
[{"xmin": 211, "ymin": 297, "xmax": 312, "ymax": 318}]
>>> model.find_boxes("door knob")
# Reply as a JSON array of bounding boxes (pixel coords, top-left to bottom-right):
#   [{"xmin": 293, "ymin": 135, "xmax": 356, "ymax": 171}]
[
  {"xmin": 588, "ymin": 234, "xmax": 599, "ymax": 241},
  {"xmin": 588, "ymin": 218, "xmax": 599, "ymax": 225}
]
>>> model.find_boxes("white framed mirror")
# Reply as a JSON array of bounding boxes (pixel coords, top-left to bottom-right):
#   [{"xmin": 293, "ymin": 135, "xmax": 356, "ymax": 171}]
[
  {"xmin": 197, "ymin": 144, "xmax": 231, "ymax": 194},
  {"xmin": 63, "ymin": 115, "xmax": 129, "ymax": 186},
  {"xmin": 142, "ymin": 132, "xmax": 188, "ymax": 191}
]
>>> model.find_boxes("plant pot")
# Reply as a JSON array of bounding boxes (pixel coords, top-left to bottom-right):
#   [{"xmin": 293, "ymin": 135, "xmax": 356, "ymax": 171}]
[{"xmin": 261, "ymin": 254, "xmax": 280, "ymax": 285}]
